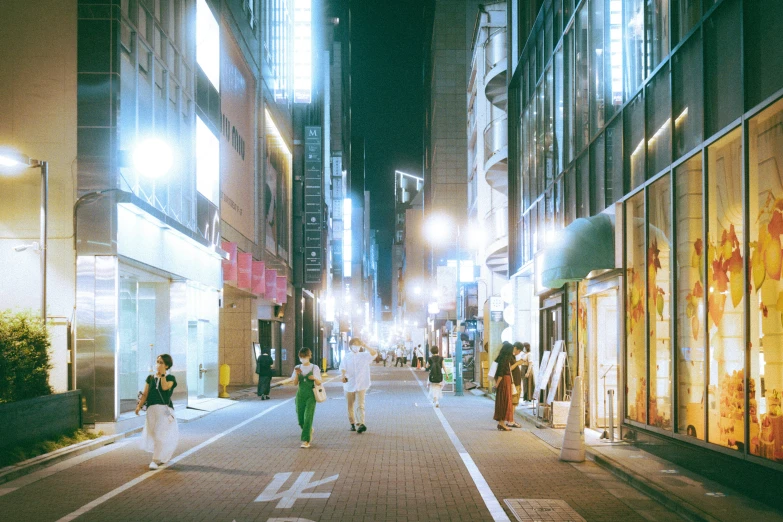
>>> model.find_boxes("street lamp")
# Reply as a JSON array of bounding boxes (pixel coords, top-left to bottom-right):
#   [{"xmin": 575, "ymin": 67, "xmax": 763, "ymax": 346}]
[{"xmin": 0, "ymin": 149, "xmax": 48, "ymax": 322}]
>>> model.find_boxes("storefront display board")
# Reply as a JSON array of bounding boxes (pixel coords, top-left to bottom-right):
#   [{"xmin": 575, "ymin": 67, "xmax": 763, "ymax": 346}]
[
  {"xmin": 534, "ymin": 340, "xmax": 563, "ymax": 399},
  {"xmin": 546, "ymin": 352, "xmax": 567, "ymax": 404}
]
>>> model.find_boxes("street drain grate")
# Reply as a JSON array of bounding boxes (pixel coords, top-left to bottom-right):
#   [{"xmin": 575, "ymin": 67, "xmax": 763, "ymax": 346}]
[{"xmin": 504, "ymin": 499, "xmax": 585, "ymax": 522}]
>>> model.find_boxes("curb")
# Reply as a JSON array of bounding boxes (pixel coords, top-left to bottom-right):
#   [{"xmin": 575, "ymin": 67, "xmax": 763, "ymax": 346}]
[{"xmin": 0, "ymin": 426, "xmax": 143, "ymax": 486}]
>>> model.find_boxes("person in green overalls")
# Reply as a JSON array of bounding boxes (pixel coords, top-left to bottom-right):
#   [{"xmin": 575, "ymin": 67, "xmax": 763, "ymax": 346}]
[{"xmin": 292, "ymin": 347, "xmax": 322, "ymax": 448}]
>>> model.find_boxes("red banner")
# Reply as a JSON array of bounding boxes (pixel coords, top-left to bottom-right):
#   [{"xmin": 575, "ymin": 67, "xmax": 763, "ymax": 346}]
[
  {"xmin": 277, "ymin": 275, "xmax": 287, "ymax": 304},
  {"xmin": 237, "ymin": 253, "xmax": 252, "ymax": 289},
  {"xmin": 222, "ymin": 242, "xmax": 237, "ymax": 282},
  {"xmin": 252, "ymin": 261, "xmax": 265, "ymax": 296},
  {"xmin": 265, "ymin": 269, "xmax": 277, "ymax": 301}
]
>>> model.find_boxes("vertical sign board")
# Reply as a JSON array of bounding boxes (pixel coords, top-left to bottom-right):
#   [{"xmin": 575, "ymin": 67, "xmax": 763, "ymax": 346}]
[{"xmin": 304, "ymin": 126, "xmax": 323, "ymax": 285}]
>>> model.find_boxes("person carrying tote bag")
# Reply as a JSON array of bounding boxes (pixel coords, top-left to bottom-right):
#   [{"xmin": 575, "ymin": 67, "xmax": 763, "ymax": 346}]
[
  {"xmin": 136, "ymin": 354, "xmax": 179, "ymax": 469},
  {"xmin": 292, "ymin": 347, "xmax": 322, "ymax": 448},
  {"xmin": 493, "ymin": 342, "xmax": 517, "ymax": 431}
]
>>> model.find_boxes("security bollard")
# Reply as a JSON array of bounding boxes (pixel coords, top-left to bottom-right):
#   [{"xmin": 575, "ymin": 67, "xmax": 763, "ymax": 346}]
[{"xmin": 219, "ymin": 364, "xmax": 230, "ymax": 398}]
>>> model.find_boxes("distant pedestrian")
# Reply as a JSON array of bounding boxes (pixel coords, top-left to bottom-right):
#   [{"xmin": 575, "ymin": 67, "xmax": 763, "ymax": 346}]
[
  {"xmin": 395, "ymin": 346, "xmax": 405, "ymax": 367},
  {"xmin": 518, "ymin": 343, "xmax": 532, "ymax": 402},
  {"xmin": 340, "ymin": 337, "xmax": 377, "ymax": 433},
  {"xmin": 293, "ymin": 347, "xmax": 322, "ymax": 448},
  {"xmin": 136, "ymin": 354, "xmax": 179, "ymax": 469},
  {"xmin": 493, "ymin": 342, "xmax": 516, "ymax": 431},
  {"xmin": 426, "ymin": 346, "xmax": 447, "ymax": 407},
  {"xmin": 415, "ymin": 344, "xmax": 425, "ymax": 369},
  {"xmin": 256, "ymin": 347, "xmax": 274, "ymax": 399},
  {"xmin": 382, "ymin": 350, "xmax": 389, "ymax": 367}
]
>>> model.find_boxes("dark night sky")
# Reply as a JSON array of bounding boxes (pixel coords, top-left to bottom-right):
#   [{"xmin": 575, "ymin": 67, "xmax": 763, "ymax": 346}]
[{"xmin": 351, "ymin": 0, "xmax": 426, "ymax": 307}]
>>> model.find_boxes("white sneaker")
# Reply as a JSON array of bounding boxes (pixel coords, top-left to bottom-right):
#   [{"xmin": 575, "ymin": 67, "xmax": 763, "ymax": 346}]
[
  {"xmin": 300, "ymin": 441, "xmax": 310, "ymax": 448},
  {"xmin": 149, "ymin": 462, "xmax": 159, "ymax": 470}
]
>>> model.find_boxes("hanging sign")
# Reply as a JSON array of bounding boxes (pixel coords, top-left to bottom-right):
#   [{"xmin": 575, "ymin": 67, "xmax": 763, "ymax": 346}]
[
  {"xmin": 265, "ymin": 269, "xmax": 277, "ymax": 301},
  {"xmin": 222, "ymin": 241, "xmax": 238, "ymax": 282},
  {"xmin": 252, "ymin": 261, "xmax": 265, "ymax": 295},
  {"xmin": 237, "ymin": 253, "xmax": 252, "ymax": 289}
]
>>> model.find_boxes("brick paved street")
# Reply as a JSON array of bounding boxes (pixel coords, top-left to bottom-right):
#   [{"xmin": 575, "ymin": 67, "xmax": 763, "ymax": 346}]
[{"xmin": 0, "ymin": 366, "xmax": 682, "ymax": 522}]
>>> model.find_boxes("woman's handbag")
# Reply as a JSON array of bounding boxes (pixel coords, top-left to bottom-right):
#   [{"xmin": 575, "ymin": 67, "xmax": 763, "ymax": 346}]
[
  {"xmin": 488, "ymin": 361, "xmax": 498, "ymax": 378},
  {"xmin": 509, "ymin": 362, "xmax": 518, "ymax": 396},
  {"xmin": 155, "ymin": 377, "xmax": 176, "ymax": 423},
  {"xmin": 313, "ymin": 382, "xmax": 327, "ymax": 403}
]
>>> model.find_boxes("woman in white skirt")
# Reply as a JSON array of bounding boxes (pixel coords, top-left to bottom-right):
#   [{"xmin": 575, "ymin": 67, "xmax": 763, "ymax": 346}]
[
  {"xmin": 425, "ymin": 346, "xmax": 447, "ymax": 407},
  {"xmin": 136, "ymin": 354, "xmax": 179, "ymax": 469}
]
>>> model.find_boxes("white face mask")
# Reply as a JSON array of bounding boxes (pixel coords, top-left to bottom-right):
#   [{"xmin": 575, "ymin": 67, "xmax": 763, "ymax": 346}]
[{"xmin": 300, "ymin": 358, "xmax": 310, "ymax": 365}]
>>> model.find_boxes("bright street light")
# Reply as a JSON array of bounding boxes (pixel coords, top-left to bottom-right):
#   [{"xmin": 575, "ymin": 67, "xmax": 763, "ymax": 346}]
[
  {"xmin": 0, "ymin": 149, "xmax": 48, "ymax": 322},
  {"xmin": 133, "ymin": 138, "xmax": 173, "ymax": 179}
]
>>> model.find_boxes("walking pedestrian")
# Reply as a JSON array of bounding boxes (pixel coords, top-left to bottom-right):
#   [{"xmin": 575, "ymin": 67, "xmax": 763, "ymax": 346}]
[
  {"xmin": 416, "ymin": 344, "xmax": 425, "ymax": 370},
  {"xmin": 136, "ymin": 354, "xmax": 179, "ymax": 469},
  {"xmin": 382, "ymin": 350, "xmax": 389, "ymax": 367},
  {"xmin": 256, "ymin": 347, "xmax": 274, "ymax": 399},
  {"xmin": 493, "ymin": 342, "xmax": 516, "ymax": 431},
  {"xmin": 340, "ymin": 337, "xmax": 377, "ymax": 433},
  {"xmin": 425, "ymin": 346, "xmax": 447, "ymax": 407},
  {"xmin": 293, "ymin": 347, "xmax": 322, "ymax": 448},
  {"xmin": 395, "ymin": 346, "xmax": 405, "ymax": 367}
]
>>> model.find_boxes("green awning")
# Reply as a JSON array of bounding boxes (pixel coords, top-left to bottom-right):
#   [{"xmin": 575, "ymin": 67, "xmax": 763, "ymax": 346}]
[{"xmin": 541, "ymin": 213, "xmax": 615, "ymax": 289}]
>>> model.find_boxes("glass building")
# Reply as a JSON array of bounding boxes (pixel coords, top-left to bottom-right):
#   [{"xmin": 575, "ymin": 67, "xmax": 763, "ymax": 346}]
[{"xmin": 508, "ymin": 0, "xmax": 783, "ymax": 469}]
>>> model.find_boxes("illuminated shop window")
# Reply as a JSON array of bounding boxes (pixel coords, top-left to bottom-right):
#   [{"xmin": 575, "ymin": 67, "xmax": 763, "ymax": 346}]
[
  {"xmin": 626, "ymin": 191, "xmax": 647, "ymax": 423},
  {"xmin": 196, "ymin": 116, "xmax": 220, "ymax": 204},
  {"xmin": 197, "ymin": 0, "xmax": 220, "ymax": 91}
]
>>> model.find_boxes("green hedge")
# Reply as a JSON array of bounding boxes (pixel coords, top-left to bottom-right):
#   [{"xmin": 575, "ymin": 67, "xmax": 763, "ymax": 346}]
[{"xmin": 0, "ymin": 310, "xmax": 52, "ymax": 403}]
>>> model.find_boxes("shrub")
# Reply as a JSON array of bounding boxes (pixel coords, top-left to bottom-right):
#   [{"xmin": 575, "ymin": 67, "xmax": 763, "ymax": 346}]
[{"xmin": 0, "ymin": 310, "xmax": 52, "ymax": 403}]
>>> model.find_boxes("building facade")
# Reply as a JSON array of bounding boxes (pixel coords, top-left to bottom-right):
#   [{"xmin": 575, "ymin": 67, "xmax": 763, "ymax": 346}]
[{"xmin": 508, "ymin": 0, "xmax": 783, "ymax": 471}]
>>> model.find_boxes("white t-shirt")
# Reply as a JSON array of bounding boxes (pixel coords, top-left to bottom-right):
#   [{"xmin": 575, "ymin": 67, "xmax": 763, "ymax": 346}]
[
  {"xmin": 339, "ymin": 351, "xmax": 373, "ymax": 392},
  {"xmin": 291, "ymin": 363, "xmax": 322, "ymax": 382}
]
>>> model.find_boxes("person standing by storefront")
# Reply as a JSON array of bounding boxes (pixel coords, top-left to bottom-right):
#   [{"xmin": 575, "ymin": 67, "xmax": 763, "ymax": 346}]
[
  {"xmin": 256, "ymin": 347, "xmax": 274, "ymax": 399},
  {"xmin": 395, "ymin": 346, "xmax": 404, "ymax": 367},
  {"xmin": 292, "ymin": 347, "xmax": 321, "ymax": 448},
  {"xmin": 493, "ymin": 342, "xmax": 516, "ymax": 431},
  {"xmin": 340, "ymin": 337, "xmax": 377, "ymax": 433},
  {"xmin": 518, "ymin": 343, "xmax": 532, "ymax": 402},
  {"xmin": 136, "ymin": 354, "xmax": 179, "ymax": 469}
]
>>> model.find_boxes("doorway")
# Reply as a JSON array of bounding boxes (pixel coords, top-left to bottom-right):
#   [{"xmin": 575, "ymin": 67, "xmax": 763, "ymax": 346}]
[
  {"xmin": 259, "ymin": 320, "xmax": 283, "ymax": 377},
  {"xmin": 586, "ymin": 288, "xmax": 619, "ymax": 429}
]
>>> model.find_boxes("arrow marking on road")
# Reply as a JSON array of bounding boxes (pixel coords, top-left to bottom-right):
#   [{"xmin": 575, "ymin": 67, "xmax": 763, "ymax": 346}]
[{"xmin": 255, "ymin": 471, "xmax": 339, "ymax": 508}]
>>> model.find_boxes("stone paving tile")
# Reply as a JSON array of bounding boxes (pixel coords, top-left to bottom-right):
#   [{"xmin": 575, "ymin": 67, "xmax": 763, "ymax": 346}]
[{"xmin": 0, "ymin": 366, "xmax": 682, "ymax": 522}]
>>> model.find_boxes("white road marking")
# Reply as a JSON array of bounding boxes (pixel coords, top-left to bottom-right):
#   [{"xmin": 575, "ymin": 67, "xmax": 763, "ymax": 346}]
[
  {"xmin": 255, "ymin": 471, "xmax": 339, "ymax": 508},
  {"xmin": 55, "ymin": 398, "xmax": 295, "ymax": 522},
  {"xmin": 410, "ymin": 368, "xmax": 511, "ymax": 522}
]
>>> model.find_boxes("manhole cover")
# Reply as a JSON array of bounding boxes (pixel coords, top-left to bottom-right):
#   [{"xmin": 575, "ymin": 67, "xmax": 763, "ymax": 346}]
[{"xmin": 504, "ymin": 499, "xmax": 585, "ymax": 521}]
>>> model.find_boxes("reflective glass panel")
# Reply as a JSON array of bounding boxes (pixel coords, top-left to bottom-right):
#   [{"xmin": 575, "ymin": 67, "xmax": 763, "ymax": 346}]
[
  {"xmin": 744, "ymin": 1, "xmax": 783, "ymax": 110},
  {"xmin": 625, "ymin": 93, "xmax": 645, "ymax": 190},
  {"xmin": 624, "ymin": 0, "xmax": 644, "ymax": 97},
  {"xmin": 626, "ymin": 191, "xmax": 647, "ymax": 423},
  {"xmin": 673, "ymin": 0, "xmax": 700, "ymax": 44},
  {"xmin": 676, "ymin": 154, "xmax": 705, "ymax": 439},
  {"xmin": 704, "ymin": 0, "xmax": 741, "ymax": 137},
  {"xmin": 706, "ymin": 127, "xmax": 744, "ymax": 451},
  {"xmin": 590, "ymin": 0, "xmax": 606, "ymax": 135},
  {"xmin": 672, "ymin": 31, "xmax": 703, "ymax": 160},
  {"xmin": 555, "ymin": 45, "xmax": 565, "ymax": 174},
  {"xmin": 574, "ymin": 4, "xmax": 589, "ymax": 153},
  {"xmin": 748, "ymin": 98, "xmax": 783, "ymax": 461},
  {"xmin": 646, "ymin": 66, "xmax": 672, "ymax": 177},
  {"xmin": 606, "ymin": 114, "xmax": 623, "ymax": 203},
  {"xmin": 647, "ymin": 0, "xmax": 670, "ymax": 73}
]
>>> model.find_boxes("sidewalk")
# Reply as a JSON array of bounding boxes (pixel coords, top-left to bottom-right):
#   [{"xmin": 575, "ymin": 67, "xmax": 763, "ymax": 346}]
[{"xmin": 511, "ymin": 402, "xmax": 783, "ymax": 522}]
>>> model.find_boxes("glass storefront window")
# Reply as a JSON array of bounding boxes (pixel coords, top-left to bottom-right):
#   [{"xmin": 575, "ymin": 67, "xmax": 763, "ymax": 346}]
[
  {"xmin": 591, "ymin": 132, "xmax": 606, "ymax": 213},
  {"xmin": 589, "ymin": 0, "xmax": 605, "ymax": 136},
  {"xmin": 545, "ymin": 65, "xmax": 555, "ymax": 187},
  {"xmin": 555, "ymin": 45, "xmax": 565, "ymax": 174},
  {"xmin": 606, "ymin": 114, "xmax": 623, "ymax": 204},
  {"xmin": 704, "ymin": 0, "xmax": 741, "ymax": 138},
  {"xmin": 706, "ymin": 127, "xmax": 744, "ymax": 451},
  {"xmin": 672, "ymin": 30, "xmax": 703, "ymax": 160},
  {"xmin": 646, "ymin": 66, "xmax": 671, "ymax": 178},
  {"xmin": 673, "ymin": 0, "xmax": 700, "ymax": 44},
  {"xmin": 623, "ymin": 0, "xmax": 644, "ymax": 98},
  {"xmin": 564, "ymin": 29, "xmax": 575, "ymax": 165},
  {"xmin": 744, "ymin": 1, "xmax": 783, "ymax": 110},
  {"xmin": 676, "ymin": 154, "xmax": 705, "ymax": 440},
  {"xmin": 648, "ymin": 175, "xmax": 672, "ymax": 430},
  {"xmin": 574, "ymin": 4, "xmax": 589, "ymax": 154},
  {"xmin": 625, "ymin": 93, "xmax": 646, "ymax": 190},
  {"xmin": 606, "ymin": 0, "xmax": 624, "ymax": 123},
  {"xmin": 647, "ymin": 0, "xmax": 670, "ymax": 73},
  {"xmin": 748, "ymin": 98, "xmax": 783, "ymax": 463},
  {"xmin": 626, "ymin": 191, "xmax": 647, "ymax": 423}
]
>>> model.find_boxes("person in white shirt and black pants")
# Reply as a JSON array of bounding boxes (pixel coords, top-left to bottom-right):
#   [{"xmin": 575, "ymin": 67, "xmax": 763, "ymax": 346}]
[{"xmin": 339, "ymin": 337, "xmax": 377, "ymax": 433}]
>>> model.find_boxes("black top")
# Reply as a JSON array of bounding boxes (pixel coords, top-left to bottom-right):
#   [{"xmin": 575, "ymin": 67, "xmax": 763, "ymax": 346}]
[
  {"xmin": 146, "ymin": 375, "xmax": 176, "ymax": 407},
  {"xmin": 494, "ymin": 353, "xmax": 515, "ymax": 378},
  {"xmin": 256, "ymin": 354, "xmax": 274, "ymax": 376}
]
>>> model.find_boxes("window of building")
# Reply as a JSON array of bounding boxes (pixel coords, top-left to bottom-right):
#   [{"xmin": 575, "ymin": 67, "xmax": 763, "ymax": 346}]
[
  {"xmin": 522, "ymin": 107, "xmax": 532, "ymax": 210},
  {"xmin": 673, "ymin": 0, "xmax": 700, "ymax": 44},
  {"xmin": 574, "ymin": 4, "xmax": 589, "ymax": 153},
  {"xmin": 536, "ymin": 82, "xmax": 545, "ymax": 196},
  {"xmin": 625, "ymin": 93, "xmax": 646, "ymax": 191},
  {"xmin": 704, "ymin": 0, "xmax": 741, "ymax": 138},
  {"xmin": 748, "ymin": 97, "xmax": 783, "ymax": 461},
  {"xmin": 564, "ymin": 28, "xmax": 575, "ymax": 165},
  {"xmin": 566, "ymin": 167, "xmax": 576, "ymax": 226},
  {"xmin": 706, "ymin": 127, "xmax": 744, "ymax": 451},
  {"xmin": 196, "ymin": 0, "xmax": 219, "ymax": 91},
  {"xmin": 545, "ymin": 65, "xmax": 555, "ymax": 187},
  {"xmin": 545, "ymin": 5, "xmax": 554, "ymax": 62},
  {"xmin": 196, "ymin": 116, "xmax": 220, "ymax": 205},
  {"xmin": 675, "ymin": 153, "xmax": 705, "ymax": 440},
  {"xmin": 626, "ymin": 191, "xmax": 647, "ymax": 423},
  {"xmin": 591, "ymin": 132, "xmax": 606, "ymax": 213},
  {"xmin": 672, "ymin": 30, "xmax": 703, "ymax": 160},
  {"xmin": 554, "ymin": 44, "xmax": 565, "ymax": 175},
  {"xmin": 648, "ymin": 174, "xmax": 672, "ymax": 430},
  {"xmin": 606, "ymin": 114, "xmax": 623, "ymax": 204},
  {"xmin": 647, "ymin": 0, "xmax": 670, "ymax": 74},
  {"xmin": 624, "ymin": 0, "xmax": 645, "ymax": 98},
  {"xmin": 646, "ymin": 65, "xmax": 671, "ymax": 178},
  {"xmin": 554, "ymin": 0, "xmax": 563, "ymax": 41},
  {"xmin": 577, "ymin": 153, "xmax": 590, "ymax": 218},
  {"xmin": 744, "ymin": 1, "xmax": 783, "ymax": 110},
  {"xmin": 589, "ymin": 0, "xmax": 605, "ymax": 136}
]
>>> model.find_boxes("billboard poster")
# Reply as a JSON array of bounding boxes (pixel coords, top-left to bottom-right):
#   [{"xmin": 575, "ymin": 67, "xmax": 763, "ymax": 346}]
[
  {"xmin": 220, "ymin": 27, "xmax": 256, "ymax": 241},
  {"xmin": 436, "ymin": 265, "xmax": 457, "ymax": 311}
]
